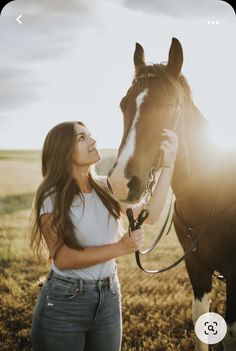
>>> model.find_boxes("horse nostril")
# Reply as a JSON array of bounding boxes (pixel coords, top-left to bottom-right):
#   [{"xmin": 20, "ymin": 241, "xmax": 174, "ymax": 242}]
[{"xmin": 127, "ymin": 176, "xmax": 141, "ymax": 198}]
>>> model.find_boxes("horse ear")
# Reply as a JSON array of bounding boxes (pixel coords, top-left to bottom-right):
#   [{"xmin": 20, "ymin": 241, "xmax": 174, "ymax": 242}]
[
  {"xmin": 134, "ymin": 42, "xmax": 146, "ymax": 67},
  {"xmin": 167, "ymin": 37, "xmax": 183, "ymax": 77}
]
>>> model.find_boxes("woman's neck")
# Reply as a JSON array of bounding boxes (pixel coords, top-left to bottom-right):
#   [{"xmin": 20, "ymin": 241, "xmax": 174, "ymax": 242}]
[{"xmin": 72, "ymin": 166, "xmax": 92, "ymax": 193}]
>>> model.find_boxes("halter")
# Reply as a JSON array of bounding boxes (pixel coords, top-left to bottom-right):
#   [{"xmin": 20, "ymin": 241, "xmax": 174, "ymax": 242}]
[{"xmin": 134, "ymin": 66, "xmax": 188, "ymax": 204}]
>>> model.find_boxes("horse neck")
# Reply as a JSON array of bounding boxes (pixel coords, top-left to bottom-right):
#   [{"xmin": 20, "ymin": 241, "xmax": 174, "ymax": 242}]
[
  {"xmin": 171, "ymin": 101, "xmax": 223, "ymax": 224},
  {"xmin": 173, "ymin": 101, "xmax": 216, "ymax": 180}
]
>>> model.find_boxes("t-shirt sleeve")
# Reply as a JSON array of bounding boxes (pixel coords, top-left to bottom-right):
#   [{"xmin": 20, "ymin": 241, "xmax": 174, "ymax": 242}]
[
  {"xmin": 117, "ymin": 218, "xmax": 126, "ymax": 238},
  {"xmin": 40, "ymin": 195, "xmax": 54, "ymax": 216}
]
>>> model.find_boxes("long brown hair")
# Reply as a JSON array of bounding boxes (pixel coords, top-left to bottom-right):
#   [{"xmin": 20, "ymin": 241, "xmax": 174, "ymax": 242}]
[{"xmin": 30, "ymin": 121, "xmax": 120, "ymax": 262}]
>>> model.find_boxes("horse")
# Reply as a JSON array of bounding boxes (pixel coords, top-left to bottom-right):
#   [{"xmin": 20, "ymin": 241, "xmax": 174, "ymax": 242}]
[{"xmin": 107, "ymin": 37, "xmax": 236, "ymax": 351}]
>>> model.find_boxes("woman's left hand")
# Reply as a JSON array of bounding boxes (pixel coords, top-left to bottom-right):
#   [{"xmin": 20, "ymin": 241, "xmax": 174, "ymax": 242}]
[{"xmin": 159, "ymin": 129, "xmax": 178, "ymax": 167}]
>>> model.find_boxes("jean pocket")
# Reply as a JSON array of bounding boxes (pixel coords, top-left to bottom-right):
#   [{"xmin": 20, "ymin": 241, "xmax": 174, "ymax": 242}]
[{"xmin": 48, "ymin": 281, "xmax": 78, "ymax": 300}]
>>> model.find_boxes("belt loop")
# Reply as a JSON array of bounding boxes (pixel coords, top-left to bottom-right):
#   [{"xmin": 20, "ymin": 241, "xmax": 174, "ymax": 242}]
[
  {"xmin": 109, "ymin": 273, "xmax": 114, "ymax": 290},
  {"xmin": 112, "ymin": 265, "xmax": 116, "ymax": 276},
  {"xmin": 79, "ymin": 279, "xmax": 83, "ymax": 295},
  {"xmin": 97, "ymin": 279, "xmax": 102, "ymax": 290}
]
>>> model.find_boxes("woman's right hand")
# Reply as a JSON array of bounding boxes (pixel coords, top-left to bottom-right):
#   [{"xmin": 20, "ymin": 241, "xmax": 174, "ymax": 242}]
[
  {"xmin": 117, "ymin": 229, "xmax": 144, "ymax": 255},
  {"xmin": 159, "ymin": 129, "xmax": 178, "ymax": 167}
]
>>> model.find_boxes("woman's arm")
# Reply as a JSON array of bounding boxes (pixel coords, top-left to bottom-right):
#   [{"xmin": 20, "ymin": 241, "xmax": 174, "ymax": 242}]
[
  {"xmin": 54, "ymin": 240, "xmax": 128, "ymax": 270},
  {"xmin": 40, "ymin": 213, "xmax": 144, "ymax": 270},
  {"xmin": 143, "ymin": 129, "xmax": 178, "ymax": 224},
  {"xmin": 143, "ymin": 165, "xmax": 174, "ymax": 224}
]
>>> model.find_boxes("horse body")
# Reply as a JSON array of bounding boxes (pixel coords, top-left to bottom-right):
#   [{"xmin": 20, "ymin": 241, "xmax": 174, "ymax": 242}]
[
  {"xmin": 172, "ymin": 110, "xmax": 236, "ymax": 351},
  {"xmin": 108, "ymin": 38, "xmax": 236, "ymax": 350}
]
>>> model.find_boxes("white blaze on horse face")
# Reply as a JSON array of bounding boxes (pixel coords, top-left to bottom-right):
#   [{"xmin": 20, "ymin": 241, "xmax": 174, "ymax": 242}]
[
  {"xmin": 109, "ymin": 89, "xmax": 148, "ymax": 201},
  {"xmin": 193, "ymin": 293, "xmax": 211, "ymax": 351}
]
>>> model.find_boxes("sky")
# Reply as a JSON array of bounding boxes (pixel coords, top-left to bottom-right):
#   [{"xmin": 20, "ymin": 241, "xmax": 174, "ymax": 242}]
[{"xmin": 0, "ymin": 0, "xmax": 235, "ymax": 150}]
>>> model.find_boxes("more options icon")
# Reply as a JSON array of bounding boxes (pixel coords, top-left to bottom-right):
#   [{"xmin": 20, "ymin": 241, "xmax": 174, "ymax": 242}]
[{"xmin": 195, "ymin": 312, "xmax": 227, "ymax": 345}]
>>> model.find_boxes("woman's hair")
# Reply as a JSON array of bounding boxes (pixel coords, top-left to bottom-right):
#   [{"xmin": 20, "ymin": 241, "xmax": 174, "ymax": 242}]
[{"xmin": 30, "ymin": 121, "xmax": 120, "ymax": 262}]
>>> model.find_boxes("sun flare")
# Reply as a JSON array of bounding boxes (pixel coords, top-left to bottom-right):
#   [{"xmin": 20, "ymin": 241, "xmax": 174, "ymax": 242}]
[{"xmin": 208, "ymin": 124, "xmax": 236, "ymax": 151}]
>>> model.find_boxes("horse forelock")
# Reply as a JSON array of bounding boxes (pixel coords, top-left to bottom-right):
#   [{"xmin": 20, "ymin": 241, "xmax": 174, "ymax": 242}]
[{"xmin": 134, "ymin": 63, "xmax": 192, "ymax": 104}]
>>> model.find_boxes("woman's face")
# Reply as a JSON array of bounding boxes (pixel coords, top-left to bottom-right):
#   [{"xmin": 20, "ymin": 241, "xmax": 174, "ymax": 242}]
[{"xmin": 71, "ymin": 124, "xmax": 101, "ymax": 167}]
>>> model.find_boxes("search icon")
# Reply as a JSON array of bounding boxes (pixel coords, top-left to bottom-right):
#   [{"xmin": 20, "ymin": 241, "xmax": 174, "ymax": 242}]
[
  {"xmin": 195, "ymin": 312, "xmax": 227, "ymax": 345},
  {"xmin": 208, "ymin": 324, "xmax": 215, "ymax": 332}
]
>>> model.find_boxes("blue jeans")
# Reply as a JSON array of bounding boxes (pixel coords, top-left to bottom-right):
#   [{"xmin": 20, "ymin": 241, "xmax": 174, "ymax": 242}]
[{"xmin": 31, "ymin": 269, "xmax": 122, "ymax": 351}]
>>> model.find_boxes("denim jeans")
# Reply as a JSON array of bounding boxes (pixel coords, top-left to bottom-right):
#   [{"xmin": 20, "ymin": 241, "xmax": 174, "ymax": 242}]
[{"xmin": 31, "ymin": 269, "xmax": 122, "ymax": 351}]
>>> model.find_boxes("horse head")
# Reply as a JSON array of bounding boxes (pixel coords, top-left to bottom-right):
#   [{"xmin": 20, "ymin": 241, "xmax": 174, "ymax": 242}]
[{"xmin": 108, "ymin": 38, "xmax": 188, "ymax": 203}]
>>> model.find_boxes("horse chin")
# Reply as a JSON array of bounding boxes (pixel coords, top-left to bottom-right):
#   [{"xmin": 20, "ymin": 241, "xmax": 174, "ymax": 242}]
[
  {"xmin": 111, "ymin": 187, "xmax": 144, "ymax": 204},
  {"xmin": 126, "ymin": 190, "xmax": 144, "ymax": 203},
  {"xmin": 117, "ymin": 193, "xmax": 143, "ymax": 205}
]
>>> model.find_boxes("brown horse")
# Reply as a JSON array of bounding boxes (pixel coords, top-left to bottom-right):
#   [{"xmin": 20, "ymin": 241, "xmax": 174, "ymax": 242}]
[{"xmin": 107, "ymin": 38, "xmax": 236, "ymax": 351}]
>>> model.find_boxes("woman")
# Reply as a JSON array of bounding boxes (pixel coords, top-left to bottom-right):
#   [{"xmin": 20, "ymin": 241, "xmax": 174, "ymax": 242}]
[{"xmin": 30, "ymin": 121, "xmax": 178, "ymax": 351}]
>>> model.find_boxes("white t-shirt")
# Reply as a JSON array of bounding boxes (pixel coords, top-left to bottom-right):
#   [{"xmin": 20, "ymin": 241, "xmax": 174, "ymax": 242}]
[
  {"xmin": 40, "ymin": 177, "xmax": 146, "ymax": 280},
  {"xmin": 40, "ymin": 188, "xmax": 122, "ymax": 279}
]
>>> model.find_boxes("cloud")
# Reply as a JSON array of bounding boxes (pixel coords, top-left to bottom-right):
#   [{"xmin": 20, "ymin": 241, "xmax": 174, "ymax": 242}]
[
  {"xmin": 0, "ymin": 0, "xmax": 100, "ymax": 118},
  {"xmin": 123, "ymin": 0, "xmax": 235, "ymax": 19},
  {"xmin": 0, "ymin": 66, "xmax": 39, "ymax": 110}
]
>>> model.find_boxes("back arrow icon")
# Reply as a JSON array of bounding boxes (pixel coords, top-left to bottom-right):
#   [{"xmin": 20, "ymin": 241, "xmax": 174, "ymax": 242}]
[{"xmin": 16, "ymin": 14, "xmax": 22, "ymax": 24}]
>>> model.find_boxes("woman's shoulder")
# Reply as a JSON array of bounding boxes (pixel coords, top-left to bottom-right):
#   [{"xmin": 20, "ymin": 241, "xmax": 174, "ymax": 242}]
[{"xmin": 40, "ymin": 190, "xmax": 56, "ymax": 216}]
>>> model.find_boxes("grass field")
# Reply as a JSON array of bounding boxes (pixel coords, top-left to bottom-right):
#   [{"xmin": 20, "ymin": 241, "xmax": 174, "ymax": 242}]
[{"xmin": 0, "ymin": 150, "xmax": 225, "ymax": 351}]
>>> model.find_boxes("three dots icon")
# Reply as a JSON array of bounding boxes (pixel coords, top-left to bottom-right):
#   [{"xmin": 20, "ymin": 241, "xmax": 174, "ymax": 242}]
[{"xmin": 207, "ymin": 20, "xmax": 220, "ymax": 24}]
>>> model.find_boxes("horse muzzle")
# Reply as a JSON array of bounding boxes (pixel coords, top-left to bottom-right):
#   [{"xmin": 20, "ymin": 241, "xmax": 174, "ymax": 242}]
[{"xmin": 107, "ymin": 172, "xmax": 144, "ymax": 203}]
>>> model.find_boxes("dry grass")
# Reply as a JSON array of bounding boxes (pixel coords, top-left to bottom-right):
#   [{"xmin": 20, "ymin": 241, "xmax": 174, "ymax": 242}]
[{"xmin": 0, "ymin": 151, "xmax": 226, "ymax": 351}]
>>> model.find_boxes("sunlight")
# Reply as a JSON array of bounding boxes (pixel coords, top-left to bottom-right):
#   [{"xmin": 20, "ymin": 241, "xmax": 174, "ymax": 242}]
[{"xmin": 208, "ymin": 124, "xmax": 236, "ymax": 151}]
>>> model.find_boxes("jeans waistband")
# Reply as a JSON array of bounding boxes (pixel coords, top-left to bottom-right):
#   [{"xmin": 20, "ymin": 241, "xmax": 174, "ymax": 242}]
[{"xmin": 46, "ymin": 269, "xmax": 118, "ymax": 290}]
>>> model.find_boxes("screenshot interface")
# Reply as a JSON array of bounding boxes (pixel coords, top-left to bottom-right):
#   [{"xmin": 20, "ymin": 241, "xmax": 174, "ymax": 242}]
[{"xmin": 0, "ymin": 1, "xmax": 235, "ymax": 351}]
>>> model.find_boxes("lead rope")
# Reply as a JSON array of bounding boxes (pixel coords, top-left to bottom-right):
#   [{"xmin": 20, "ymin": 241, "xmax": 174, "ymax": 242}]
[
  {"xmin": 127, "ymin": 205, "xmax": 205, "ymax": 274},
  {"xmin": 127, "ymin": 174, "xmax": 226, "ymax": 282}
]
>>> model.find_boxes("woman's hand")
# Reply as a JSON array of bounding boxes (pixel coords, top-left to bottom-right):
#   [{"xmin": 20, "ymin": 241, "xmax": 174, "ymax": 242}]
[
  {"xmin": 117, "ymin": 229, "xmax": 144, "ymax": 256},
  {"xmin": 159, "ymin": 129, "xmax": 178, "ymax": 167}
]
